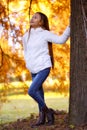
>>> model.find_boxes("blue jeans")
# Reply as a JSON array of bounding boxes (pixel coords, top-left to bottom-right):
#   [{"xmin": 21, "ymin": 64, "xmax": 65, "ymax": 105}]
[{"xmin": 28, "ymin": 68, "xmax": 50, "ymax": 112}]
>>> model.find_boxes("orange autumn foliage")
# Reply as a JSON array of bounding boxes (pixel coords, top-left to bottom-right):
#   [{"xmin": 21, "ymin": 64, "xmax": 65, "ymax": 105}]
[{"xmin": 0, "ymin": 0, "xmax": 70, "ymax": 100}]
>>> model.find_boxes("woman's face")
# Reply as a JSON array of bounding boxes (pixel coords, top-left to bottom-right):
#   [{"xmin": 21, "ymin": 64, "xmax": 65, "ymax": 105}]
[{"xmin": 30, "ymin": 13, "xmax": 42, "ymax": 28}]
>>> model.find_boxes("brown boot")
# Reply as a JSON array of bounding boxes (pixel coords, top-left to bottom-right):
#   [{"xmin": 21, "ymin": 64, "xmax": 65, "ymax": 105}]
[
  {"xmin": 42, "ymin": 106, "xmax": 55, "ymax": 125},
  {"xmin": 31, "ymin": 111, "xmax": 46, "ymax": 128}
]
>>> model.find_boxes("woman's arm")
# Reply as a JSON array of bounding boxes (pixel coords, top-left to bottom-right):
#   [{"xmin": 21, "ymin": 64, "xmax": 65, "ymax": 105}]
[{"xmin": 45, "ymin": 26, "xmax": 70, "ymax": 44}]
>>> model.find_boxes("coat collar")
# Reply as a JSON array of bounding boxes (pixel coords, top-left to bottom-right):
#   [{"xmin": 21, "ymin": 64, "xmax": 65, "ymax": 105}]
[{"xmin": 31, "ymin": 27, "xmax": 44, "ymax": 34}]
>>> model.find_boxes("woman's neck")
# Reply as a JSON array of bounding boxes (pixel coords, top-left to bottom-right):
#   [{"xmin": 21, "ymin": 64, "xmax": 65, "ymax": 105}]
[{"xmin": 31, "ymin": 26, "xmax": 41, "ymax": 29}]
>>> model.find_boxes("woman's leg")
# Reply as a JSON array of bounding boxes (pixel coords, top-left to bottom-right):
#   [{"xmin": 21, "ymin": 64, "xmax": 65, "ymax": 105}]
[
  {"xmin": 29, "ymin": 68, "xmax": 50, "ymax": 127},
  {"xmin": 37, "ymin": 87, "xmax": 44, "ymax": 112},
  {"xmin": 29, "ymin": 68, "xmax": 54, "ymax": 127},
  {"xmin": 31, "ymin": 74, "xmax": 45, "ymax": 112},
  {"xmin": 28, "ymin": 68, "xmax": 50, "ymax": 109}
]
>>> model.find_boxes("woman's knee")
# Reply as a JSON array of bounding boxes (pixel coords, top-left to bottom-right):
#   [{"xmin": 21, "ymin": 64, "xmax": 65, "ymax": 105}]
[{"xmin": 28, "ymin": 89, "xmax": 34, "ymax": 97}]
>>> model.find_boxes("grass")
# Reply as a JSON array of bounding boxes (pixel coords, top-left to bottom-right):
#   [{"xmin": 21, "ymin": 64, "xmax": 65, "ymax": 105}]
[{"xmin": 0, "ymin": 92, "xmax": 69, "ymax": 124}]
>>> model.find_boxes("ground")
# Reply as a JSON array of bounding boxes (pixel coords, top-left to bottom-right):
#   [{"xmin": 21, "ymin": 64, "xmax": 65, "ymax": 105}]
[{"xmin": 0, "ymin": 110, "xmax": 87, "ymax": 130}]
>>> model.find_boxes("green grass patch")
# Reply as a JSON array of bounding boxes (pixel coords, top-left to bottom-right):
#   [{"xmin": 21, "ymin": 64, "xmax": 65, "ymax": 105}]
[{"xmin": 0, "ymin": 93, "xmax": 69, "ymax": 124}]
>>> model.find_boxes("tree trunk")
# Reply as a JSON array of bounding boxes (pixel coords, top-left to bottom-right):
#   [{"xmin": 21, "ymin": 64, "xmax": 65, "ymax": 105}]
[{"xmin": 69, "ymin": 0, "xmax": 87, "ymax": 126}]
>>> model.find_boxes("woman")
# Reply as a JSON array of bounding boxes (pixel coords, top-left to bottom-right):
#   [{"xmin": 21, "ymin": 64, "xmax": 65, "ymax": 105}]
[{"xmin": 22, "ymin": 12, "xmax": 70, "ymax": 127}]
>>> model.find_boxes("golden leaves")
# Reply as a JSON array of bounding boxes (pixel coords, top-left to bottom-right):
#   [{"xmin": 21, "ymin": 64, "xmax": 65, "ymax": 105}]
[{"xmin": 0, "ymin": 0, "xmax": 70, "ymax": 94}]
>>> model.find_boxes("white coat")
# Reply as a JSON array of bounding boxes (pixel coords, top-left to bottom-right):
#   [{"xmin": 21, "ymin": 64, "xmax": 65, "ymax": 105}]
[{"xmin": 22, "ymin": 27, "xmax": 70, "ymax": 73}]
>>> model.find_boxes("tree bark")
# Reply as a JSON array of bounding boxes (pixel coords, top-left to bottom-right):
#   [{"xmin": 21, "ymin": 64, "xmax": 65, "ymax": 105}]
[{"xmin": 69, "ymin": 0, "xmax": 87, "ymax": 126}]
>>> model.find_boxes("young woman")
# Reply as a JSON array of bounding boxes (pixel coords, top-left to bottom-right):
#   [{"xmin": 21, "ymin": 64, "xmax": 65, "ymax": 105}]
[{"xmin": 22, "ymin": 12, "xmax": 70, "ymax": 127}]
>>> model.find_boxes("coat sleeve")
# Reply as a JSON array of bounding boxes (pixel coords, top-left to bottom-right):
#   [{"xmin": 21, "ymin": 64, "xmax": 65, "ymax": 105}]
[{"xmin": 44, "ymin": 26, "xmax": 70, "ymax": 44}]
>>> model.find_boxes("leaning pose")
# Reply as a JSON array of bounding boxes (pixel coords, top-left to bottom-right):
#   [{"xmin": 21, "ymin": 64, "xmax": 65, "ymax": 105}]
[{"xmin": 22, "ymin": 12, "xmax": 70, "ymax": 128}]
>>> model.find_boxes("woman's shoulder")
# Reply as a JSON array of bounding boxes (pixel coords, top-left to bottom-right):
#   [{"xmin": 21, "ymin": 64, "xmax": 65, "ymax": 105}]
[
  {"xmin": 42, "ymin": 29, "xmax": 53, "ymax": 37},
  {"xmin": 42, "ymin": 29, "xmax": 50, "ymax": 35}
]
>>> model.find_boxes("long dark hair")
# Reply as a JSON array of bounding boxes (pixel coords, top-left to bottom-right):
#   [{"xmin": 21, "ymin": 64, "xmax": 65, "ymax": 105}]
[{"xmin": 28, "ymin": 12, "xmax": 54, "ymax": 68}]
